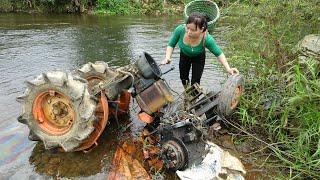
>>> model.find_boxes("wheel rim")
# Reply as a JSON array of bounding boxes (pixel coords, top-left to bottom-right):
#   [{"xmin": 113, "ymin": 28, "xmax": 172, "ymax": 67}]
[
  {"xmin": 230, "ymin": 85, "xmax": 243, "ymax": 109},
  {"xmin": 161, "ymin": 139, "xmax": 187, "ymax": 170},
  {"xmin": 32, "ymin": 90, "xmax": 75, "ymax": 135}
]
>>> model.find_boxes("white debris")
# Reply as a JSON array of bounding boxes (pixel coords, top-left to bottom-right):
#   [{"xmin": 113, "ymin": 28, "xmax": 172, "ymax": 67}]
[{"xmin": 176, "ymin": 141, "xmax": 246, "ymax": 180}]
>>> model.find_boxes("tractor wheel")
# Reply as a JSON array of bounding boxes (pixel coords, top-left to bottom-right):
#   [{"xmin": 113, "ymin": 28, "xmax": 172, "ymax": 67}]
[
  {"xmin": 217, "ymin": 74, "xmax": 244, "ymax": 117},
  {"xmin": 16, "ymin": 71, "xmax": 97, "ymax": 152},
  {"xmin": 77, "ymin": 61, "xmax": 131, "ymax": 114},
  {"xmin": 77, "ymin": 61, "xmax": 117, "ymax": 92}
]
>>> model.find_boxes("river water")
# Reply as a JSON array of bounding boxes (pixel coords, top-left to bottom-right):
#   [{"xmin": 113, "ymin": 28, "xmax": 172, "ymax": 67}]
[{"xmin": 0, "ymin": 13, "xmax": 227, "ymax": 179}]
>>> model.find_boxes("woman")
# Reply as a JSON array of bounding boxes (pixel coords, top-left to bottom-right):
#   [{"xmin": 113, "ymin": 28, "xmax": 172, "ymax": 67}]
[{"xmin": 161, "ymin": 12, "xmax": 239, "ymax": 87}]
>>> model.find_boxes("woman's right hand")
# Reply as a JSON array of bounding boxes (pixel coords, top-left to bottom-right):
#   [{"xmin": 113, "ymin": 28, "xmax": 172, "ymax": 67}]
[
  {"xmin": 160, "ymin": 58, "xmax": 171, "ymax": 65},
  {"xmin": 227, "ymin": 68, "xmax": 239, "ymax": 75}
]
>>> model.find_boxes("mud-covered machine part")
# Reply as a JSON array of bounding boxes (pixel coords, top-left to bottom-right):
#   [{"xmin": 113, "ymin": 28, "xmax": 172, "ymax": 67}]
[
  {"xmin": 184, "ymin": 74, "xmax": 244, "ymax": 120},
  {"xmin": 75, "ymin": 61, "xmax": 126, "ymax": 152},
  {"xmin": 159, "ymin": 119, "xmax": 205, "ymax": 171},
  {"xmin": 133, "ymin": 52, "xmax": 174, "ymax": 118},
  {"xmin": 16, "ymin": 52, "xmax": 174, "ymax": 152},
  {"xmin": 16, "ymin": 51, "xmax": 240, "ymax": 157},
  {"xmin": 77, "ymin": 61, "xmax": 131, "ymax": 115},
  {"xmin": 16, "ymin": 61, "xmax": 134, "ymax": 152},
  {"xmin": 217, "ymin": 74, "xmax": 244, "ymax": 117},
  {"xmin": 161, "ymin": 137, "xmax": 189, "ymax": 171},
  {"xmin": 158, "ymin": 74, "xmax": 244, "ymax": 171},
  {"xmin": 16, "ymin": 71, "xmax": 98, "ymax": 152}
]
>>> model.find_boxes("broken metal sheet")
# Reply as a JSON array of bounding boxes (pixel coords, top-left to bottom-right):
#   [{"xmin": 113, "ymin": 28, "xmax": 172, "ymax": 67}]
[
  {"xmin": 108, "ymin": 141, "xmax": 151, "ymax": 180},
  {"xmin": 176, "ymin": 141, "xmax": 246, "ymax": 180}
]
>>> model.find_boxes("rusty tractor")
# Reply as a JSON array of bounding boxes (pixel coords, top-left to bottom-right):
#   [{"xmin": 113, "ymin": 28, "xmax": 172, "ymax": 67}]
[{"xmin": 17, "ymin": 52, "xmax": 243, "ymax": 170}]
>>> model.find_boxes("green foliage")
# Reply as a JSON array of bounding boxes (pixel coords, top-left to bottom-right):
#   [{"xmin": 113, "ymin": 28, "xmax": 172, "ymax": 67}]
[
  {"xmin": 0, "ymin": 0, "xmax": 91, "ymax": 13},
  {"xmin": 95, "ymin": 0, "xmax": 167, "ymax": 15},
  {"xmin": 222, "ymin": 0, "xmax": 320, "ymax": 178},
  {"xmin": 96, "ymin": 0, "xmax": 138, "ymax": 15},
  {"xmin": 0, "ymin": 0, "xmax": 12, "ymax": 12},
  {"xmin": 166, "ymin": 0, "xmax": 183, "ymax": 4},
  {"xmin": 1, "ymin": 0, "xmax": 188, "ymax": 14}
]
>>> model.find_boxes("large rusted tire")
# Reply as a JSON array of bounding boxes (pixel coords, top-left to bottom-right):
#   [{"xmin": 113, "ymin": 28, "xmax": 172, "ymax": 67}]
[
  {"xmin": 76, "ymin": 61, "xmax": 117, "ymax": 92},
  {"xmin": 16, "ymin": 71, "xmax": 97, "ymax": 152},
  {"xmin": 77, "ymin": 61, "xmax": 131, "ymax": 114},
  {"xmin": 217, "ymin": 74, "xmax": 244, "ymax": 117}
]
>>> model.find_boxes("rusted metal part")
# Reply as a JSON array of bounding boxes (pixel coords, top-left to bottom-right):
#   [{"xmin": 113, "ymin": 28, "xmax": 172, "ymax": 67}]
[
  {"xmin": 182, "ymin": 84, "xmax": 220, "ymax": 124},
  {"xmin": 184, "ymin": 83, "xmax": 204, "ymax": 104},
  {"xmin": 138, "ymin": 112, "xmax": 154, "ymax": 123},
  {"xmin": 116, "ymin": 91, "xmax": 131, "ymax": 114},
  {"xmin": 108, "ymin": 140, "xmax": 151, "ymax": 180},
  {"xmin": 109, "ymin": 91, "xmax": 131, "ymax": 116},
  {"xmin": 136, "ymin": 79, "xmax": 173, "ymax": 115},
  {"xmin": 80, "ymin": 63, "xmax": 131, "ymax": 115},
  {"xmin": 141, "ymin": 129, "xmax": 164, "ymax": 171},
  {"xmin": 161, "ymin": 138, "xmax": 188, "ymax": 171},
  {"xmin": 156, "ymin": 84, "xmax": 222, "ymax": 171},
  {"xmin": 230, "ymin": 85, "xmax": 243, "ymax": 109},
  {"xmin": 92, "ymin": 74, "xmax": 133, "ymax": 100},
  {"xmin": 74, "ymin": 92, "xmax": 109, "ymax": 152},
  {"xmin": 32, "ymin": 90, "xmax": 75, "ymax": 135},
  {"xmin": 158, "ymin": 118, "xmax": 208, "ymax": 171},
  {"xmin": 85, "ymin": 75, "xmax": 104, "ymax": 93},
  {"xmin": 134, "ymin": 52, "xmax": 162, "ymax": 79}
]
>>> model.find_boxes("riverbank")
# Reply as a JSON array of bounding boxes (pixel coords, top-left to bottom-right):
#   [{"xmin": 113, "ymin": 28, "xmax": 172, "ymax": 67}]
[
  {"xmin": 220, "ymin": 0, "xmax": 319, "ymax": 179},
  {"xmin": 0, "ymin": 0, "xmax": 185, "ymax": 15}
]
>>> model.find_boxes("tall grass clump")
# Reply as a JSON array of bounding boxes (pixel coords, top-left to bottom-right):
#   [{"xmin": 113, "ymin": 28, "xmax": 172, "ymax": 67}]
[
  {"xmin": 220, "ymin": 0, "xmax": 320, "ymax": 178},
  {"xmin": 96, "ymin": 0, "xmax": 143, "ymax": 15},
  {"xmin": 95, "ymin": 0, "xmax": 191, "ymax": 15}
]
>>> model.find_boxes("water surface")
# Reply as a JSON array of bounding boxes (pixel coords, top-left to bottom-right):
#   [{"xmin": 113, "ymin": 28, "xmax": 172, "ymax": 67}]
[{"xmin": 0, "ymin": 13, "xmax": 227, "ymax": 179}]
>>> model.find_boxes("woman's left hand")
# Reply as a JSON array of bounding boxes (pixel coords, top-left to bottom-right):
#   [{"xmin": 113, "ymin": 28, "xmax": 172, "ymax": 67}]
[{"xmin": 227, "ymin": 68, "xmax": 239, "ymax": 75}]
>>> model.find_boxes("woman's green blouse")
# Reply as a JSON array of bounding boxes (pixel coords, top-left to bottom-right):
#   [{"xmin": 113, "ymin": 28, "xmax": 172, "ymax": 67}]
[{"xmin": 168, "ymin": 24, "xmax": 223, "ymax": 58}]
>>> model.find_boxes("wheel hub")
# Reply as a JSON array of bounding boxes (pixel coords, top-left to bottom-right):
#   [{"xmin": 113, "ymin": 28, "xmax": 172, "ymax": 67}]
[
  {"xmin": 230, "ymin": 85, "xmax": 243, "ymax": 109},
  {"xmin": 51, "ymin": 101, "xmax": 71, "ymax": 126},
  {"xmin": 33, "ymin": 90, "xmax": 75, "ymax": 135},
  {"xmin": 161, "ymin": 139, "xmax": 188, "ymax": 170}
]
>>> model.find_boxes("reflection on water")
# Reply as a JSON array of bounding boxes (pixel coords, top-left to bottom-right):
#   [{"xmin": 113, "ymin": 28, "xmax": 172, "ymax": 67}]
[
  {"xmin": 28, "ymin": 117, "xmax": 130, "ymax": 178},
  {"xmin": 0, "ymin": 123, "xmax": 33, "ymax": 166},
  {"xmin": 0, "ymin": 14, "xmax": 227, "ymax": 178}
]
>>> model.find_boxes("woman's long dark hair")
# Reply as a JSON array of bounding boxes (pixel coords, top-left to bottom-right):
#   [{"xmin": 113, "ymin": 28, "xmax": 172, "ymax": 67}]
[{"xmin": 186, "ymin": 12, "xmax": 208, "ymax": 32}]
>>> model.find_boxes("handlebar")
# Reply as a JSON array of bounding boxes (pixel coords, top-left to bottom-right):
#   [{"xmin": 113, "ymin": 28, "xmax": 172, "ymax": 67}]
[{"xmin": 162, "ymin": 66, "xmax": 175, "ymax": 75}]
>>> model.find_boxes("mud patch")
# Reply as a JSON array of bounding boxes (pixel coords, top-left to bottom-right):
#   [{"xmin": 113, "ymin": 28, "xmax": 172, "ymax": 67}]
[{"xmin": 29, "ymin": 116, "xmax": 130, "ymax": 178}]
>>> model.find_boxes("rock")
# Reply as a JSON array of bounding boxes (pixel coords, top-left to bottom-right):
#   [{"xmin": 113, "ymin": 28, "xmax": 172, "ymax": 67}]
[{"xmin": 297, "ymin": 34, "xmax": 320, "ymax": 61}]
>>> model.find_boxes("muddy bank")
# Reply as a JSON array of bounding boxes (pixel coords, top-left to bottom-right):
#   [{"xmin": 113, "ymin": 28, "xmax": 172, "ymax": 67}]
[{"xmin": 208, "ymin": 131, "xmax": 269, "ymax": 180}]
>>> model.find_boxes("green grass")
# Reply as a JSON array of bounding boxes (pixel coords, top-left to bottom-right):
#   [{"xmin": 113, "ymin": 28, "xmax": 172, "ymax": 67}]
[
  {"xmin": 220, "ymin": 0, "xmax": 320, "ymax": 178},
  {"xmin": 1, "ymin": 0, "xmax": 189, "ymax": 14},
  {"xmin": 94, "ymin": 0, "xmax": 191, "ymax": 15}
]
